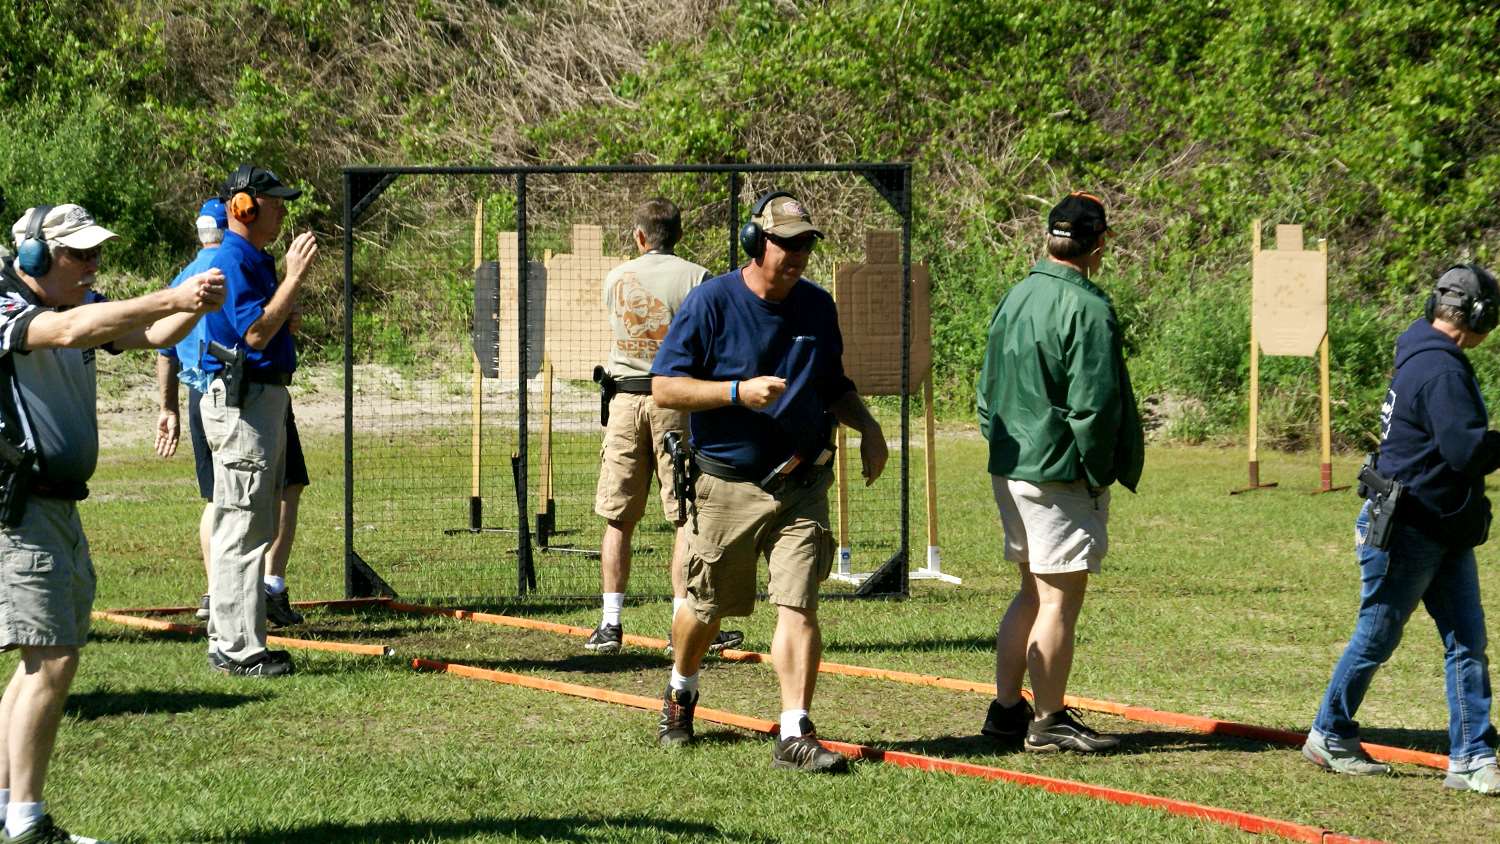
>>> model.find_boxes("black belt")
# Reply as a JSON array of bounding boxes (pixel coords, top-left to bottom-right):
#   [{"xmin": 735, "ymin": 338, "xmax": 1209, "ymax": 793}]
[
  {"xmin": 694, "ymin": 451, "xmax": 761, "ymax": 484},
  {"xmin": 614, "ymin": 377, "xmax": 652, "ymax": 395},
  {"xmin": 31, "ymin": 479, "xmax": 88, "ymax": 501},
  {"xmin": 245, "ymin": 370, "xmax": 293, "ymax": 386}
]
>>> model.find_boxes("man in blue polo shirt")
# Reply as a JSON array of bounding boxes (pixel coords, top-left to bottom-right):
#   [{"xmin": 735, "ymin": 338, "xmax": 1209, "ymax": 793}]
[
  {"xmin": 198, "ymin": 165, "xmax": 318, "ymax": 677},
  {"xmin": 155, "ymin": 198, "xmax": 309, "ymax": 629},
  {"xmin": 650, "ymin": 191, "xmax": 887, "ymax": 773}
]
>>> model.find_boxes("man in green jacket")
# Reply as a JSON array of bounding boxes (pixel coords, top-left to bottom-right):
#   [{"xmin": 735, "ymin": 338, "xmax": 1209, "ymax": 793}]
[{"xmin": 975, "ymin": 191, "xmax": 1144, "ymax": 753}]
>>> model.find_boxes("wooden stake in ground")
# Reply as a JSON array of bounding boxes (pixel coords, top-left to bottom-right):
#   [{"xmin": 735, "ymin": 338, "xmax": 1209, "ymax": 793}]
[
  {"xmin": 471, "ymin": 199, "xmax": 485, "ymax": 527},
  {"xmin": 1232, "ymin": 220, "xmax": 1346, "ymax": 494}
]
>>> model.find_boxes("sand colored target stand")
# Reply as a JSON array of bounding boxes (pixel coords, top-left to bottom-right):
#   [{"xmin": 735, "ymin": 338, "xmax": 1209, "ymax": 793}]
[
  {"xmin": 1232, "ymin": 220, "xmax": 1347, "ymax": 495},
  {"xmin": 831, "ymin": 231, "xmax": 956, "ymax": 585}
]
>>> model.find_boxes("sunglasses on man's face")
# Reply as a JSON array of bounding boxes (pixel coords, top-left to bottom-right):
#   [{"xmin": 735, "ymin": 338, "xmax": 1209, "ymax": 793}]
[
  {"xmin": 59, "ymin": 245, "xmax": 102, "ymax": 263},
  {"xmin": 767, "ymin": 234, "xmax": 818, "ymax": 254}
]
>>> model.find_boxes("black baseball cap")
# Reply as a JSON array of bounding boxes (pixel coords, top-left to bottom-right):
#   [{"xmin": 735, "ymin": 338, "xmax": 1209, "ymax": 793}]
[
  {"xmin": 1047, "ymin": 192, "xmax": 1112, "ymax": 242},
  {"xmin": 222, "ymin": 165, "xmax": 302, "ymax": 200}
]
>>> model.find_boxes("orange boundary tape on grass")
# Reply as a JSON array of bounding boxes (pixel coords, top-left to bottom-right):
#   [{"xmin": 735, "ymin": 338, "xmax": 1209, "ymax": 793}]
[
  {"xmin": 384, "ymin": 601, "xmax": 1448, "ymax": 772},
  {"xmin": 412, "ymin": 657, "xmax": 1381, "ymax": 844},
  {"xmin": 91, "ymin": 610, "xmax": 395, "ymax": 657},
  {"xmin": 100, "ymin": 597, "xmax": 393, "ymax": 616}
]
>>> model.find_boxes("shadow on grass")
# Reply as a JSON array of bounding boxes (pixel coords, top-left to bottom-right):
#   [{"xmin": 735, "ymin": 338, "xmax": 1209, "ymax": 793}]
[
  {"xmin": 65, "ymin": 689, "xmax": 269, "ymax": 720},
  {"xmin": 461, "ymin": 653, "xmax": 671, "ymax": 675},
  {"xmin": 1359, "ymin": 727, "xmax": 1449, "ymax": 755},
  {"xmin": 876, "ymin": 728, "xmax": 1284, "ymax": 759},
  {"xmin": 214, "ymin": 813, "xmax": 775, "ymax": 843},
  {"xmin": 821, "ymin": 635, "xmax": 993, "ymax": 655}
]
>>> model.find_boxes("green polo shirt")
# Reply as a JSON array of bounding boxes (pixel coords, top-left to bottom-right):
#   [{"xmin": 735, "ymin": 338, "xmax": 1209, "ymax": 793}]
[{"xmin": 976, "ymin": 259, "xmax": 1144, "ymax": 492}]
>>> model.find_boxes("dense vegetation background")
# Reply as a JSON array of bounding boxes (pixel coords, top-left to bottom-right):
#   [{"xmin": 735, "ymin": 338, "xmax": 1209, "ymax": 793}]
[{"xmin": 1, "ymin": 0, "xmax": 1496, "ymax": 447}]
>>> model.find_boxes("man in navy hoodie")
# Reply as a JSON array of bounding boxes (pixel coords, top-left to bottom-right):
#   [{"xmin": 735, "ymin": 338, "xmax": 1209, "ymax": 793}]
[{"xmin": 1304, "ymin": 263, "xmax": 1500, "ymax": 795}]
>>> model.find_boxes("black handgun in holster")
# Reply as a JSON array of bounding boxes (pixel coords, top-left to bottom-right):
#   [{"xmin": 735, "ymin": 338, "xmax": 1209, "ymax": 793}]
[
  {"xmin": 758, "ymin": 443, "xmax": 836, "ymax": 496},
  {"xmin": 0, "ymin": 431, "xmax": 34, "ymax": 528},
  {"xmin": 663, "ymin": 430, "xmax": 697, "ymax": 531},
  {"xmin": 593, "ymin": 365, "xmax": 617, "ymax": 427},
  {"xmin": 1357, "ymin": 453, "xmax": 1403, "ymax": 550},
  {"xmin": 207, "ymin": 340, "xmax": 247, "ymax": 408}
]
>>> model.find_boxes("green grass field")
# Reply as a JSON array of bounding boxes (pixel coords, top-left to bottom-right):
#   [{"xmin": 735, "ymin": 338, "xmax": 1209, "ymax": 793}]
[{"xmin": 36, "ymin": 432, "xmax": 1500, "ymax": 842}]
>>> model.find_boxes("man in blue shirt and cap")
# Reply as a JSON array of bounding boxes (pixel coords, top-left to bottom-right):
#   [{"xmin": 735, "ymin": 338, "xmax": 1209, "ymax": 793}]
[
  {"xmin": 197, "ymin": 165, "xmax": 318, "ymax": 677},
  {"xmin": 155, "ymin": 197, "xmax": 309, "ymax": 628}
]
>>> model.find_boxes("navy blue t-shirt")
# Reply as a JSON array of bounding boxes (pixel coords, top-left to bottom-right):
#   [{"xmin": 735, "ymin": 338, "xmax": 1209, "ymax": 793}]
[
  {"xmin": 199, "ymin": 230, "xmax": 295, "ymax": 374},
  {"xmin": 651, "ymin": 270, "xmax": 856, "ymax": 477}
]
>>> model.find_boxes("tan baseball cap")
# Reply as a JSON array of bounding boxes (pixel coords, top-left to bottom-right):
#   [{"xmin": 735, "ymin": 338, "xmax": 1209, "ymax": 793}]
[
  {"xmin": 11, "ymin": 204, "xmax": 119, "ymax": 251},
  {"xmin": 754, "ymin": 194, "xmax": 824, "ymax": 239}
]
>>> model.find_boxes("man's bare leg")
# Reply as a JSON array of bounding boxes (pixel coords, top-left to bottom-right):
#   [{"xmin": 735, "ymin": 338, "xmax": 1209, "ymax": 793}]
[
  {"xmin": 994, "ymin": 563, "xmax": 1038, "ymax": 706},
  {"xmin": 772, "ymin": 605, "xmax": 820, "ymax": 713},
  {"xmin": 1027, "ymin": 570, "xmax": 1089, "ymax": 717},
  {"xmin": 0, "ymin": 647, "xmax": 79, "ymax": 807},
  {"xmin": 265, "ymin": 483, "xmax": 304, "ymax": 581}
]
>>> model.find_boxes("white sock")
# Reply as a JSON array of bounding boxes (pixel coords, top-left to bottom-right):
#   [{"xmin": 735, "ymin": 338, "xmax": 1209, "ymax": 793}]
[
  {"xmin": 672, "ymin": 597, "xmax": 686, "ymax": 621},
  {"xmin": 780, "ymin": 709, "xmax": 810, "ymax": 740},
  {"xmin": 601, "ymin": 592, "xmax": 624, "ymax": 626},
  {"xmin": 6, "ymin": 801, "xmax": 45, "ymax": 837},
  {"xmin": 263, "ymin": 575, "xmax": 286, "ymax": 594},
  {"xmin": 669, "ymin": 668, "xmax": 698, "ymax": 694}
]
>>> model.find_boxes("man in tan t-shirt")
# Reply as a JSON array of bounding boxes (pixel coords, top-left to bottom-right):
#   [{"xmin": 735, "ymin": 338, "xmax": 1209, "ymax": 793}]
[{"xmin": 585, "ymin": 198, "xmax": 743, "ymax": 655}]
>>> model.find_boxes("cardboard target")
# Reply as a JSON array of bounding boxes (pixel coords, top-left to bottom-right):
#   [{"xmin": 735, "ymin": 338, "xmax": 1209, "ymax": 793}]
[{"xmin": 834, "ymin": 230, "xmax": 932, "ymax": 395}]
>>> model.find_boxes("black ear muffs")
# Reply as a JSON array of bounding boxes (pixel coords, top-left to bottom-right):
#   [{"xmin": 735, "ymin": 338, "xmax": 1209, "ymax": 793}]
[
  {"xmin": 738, "ymin": 190, "xmax": 796, "ymax": 261},
  {"xmin": 16, "ymin": 205, "xmax": 54, "ymax": 277},
  {"xmin": 225, "ymin": 165, "xmax": 259, "ymax": 223}
]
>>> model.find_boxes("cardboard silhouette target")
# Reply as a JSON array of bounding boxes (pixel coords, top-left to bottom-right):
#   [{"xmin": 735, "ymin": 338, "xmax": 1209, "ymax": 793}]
[
  {"xmin": 834, "ymin": 230, "xmax": 932, "ymax": 395},
  {"xmin": 830, "ymin": 231, "xmax": 955, "ymax": 586},
  {"xmin": 495, "ymin": 232, "xmax": 546, "ymax": 381},
  {"xmin": 1234, "ymin": 220, "xmax": 1346, "ymax": 495},
  {"xmin": 545, "ymin": 225, "xmax": 625, "ymax": 381}
]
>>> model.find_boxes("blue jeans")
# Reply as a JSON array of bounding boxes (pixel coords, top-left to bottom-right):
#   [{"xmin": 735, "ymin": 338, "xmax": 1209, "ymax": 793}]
[{"xmin": 1313, "ymin": 501, "xmax": 1498, "ymax": 771}]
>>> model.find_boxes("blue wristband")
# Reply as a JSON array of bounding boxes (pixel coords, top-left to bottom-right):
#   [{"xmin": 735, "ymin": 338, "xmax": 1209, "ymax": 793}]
[{"xmin": 730, "ymin": 380, "xmax": 740, "ymax": 405}]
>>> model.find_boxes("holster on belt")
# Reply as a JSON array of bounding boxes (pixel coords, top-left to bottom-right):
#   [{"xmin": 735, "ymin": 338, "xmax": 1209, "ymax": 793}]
[
  {"xmin": 758, "ymin": 443, "xmax": 837, "ymax": 496},
  {"xmin": 592, "ymin": 365, "xmax": 617, "ymax": 427},
  {"xmin": 207, "ymin": 340, "xmax": 248, "ymax": 408},
  {"xmin": 1357, "ymin": 452, "xmax": 1403, "ymax": 550},
  {"xmin": 0, "ymin": 433, "xmax": 34, "ymax": 527},
  {"xmin": 663, "ymin": 430, "xmax": 698, "ymax": 531}
]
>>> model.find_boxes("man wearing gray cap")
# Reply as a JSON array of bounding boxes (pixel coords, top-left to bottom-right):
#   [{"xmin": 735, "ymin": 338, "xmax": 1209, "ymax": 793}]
[
  {"xmin": 1304, "ymin": 263, "xmax": 1500, "ymax": 795},
  {"xmin": 650, "ymin": 191, "xmax": 887, "ymax": 773},
  {"xmin": 0, "ymin": 204, "xmax": 224, "ymax": 843}
]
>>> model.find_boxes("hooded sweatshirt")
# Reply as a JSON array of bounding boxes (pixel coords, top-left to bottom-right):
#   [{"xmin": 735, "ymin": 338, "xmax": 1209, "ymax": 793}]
[{"xmin": 1378, "ymin": 318, "xmax": 1500, "ymax": 547}]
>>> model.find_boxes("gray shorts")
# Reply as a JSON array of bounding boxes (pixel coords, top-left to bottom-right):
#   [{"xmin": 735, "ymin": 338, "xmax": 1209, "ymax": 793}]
[
  {"xmin": 0, "ymin": 497, "xmax": 94, "ymax": 649},
  {"xmin": 992, "ymin": 475, "xmax": 1110, "ymax": 574}
]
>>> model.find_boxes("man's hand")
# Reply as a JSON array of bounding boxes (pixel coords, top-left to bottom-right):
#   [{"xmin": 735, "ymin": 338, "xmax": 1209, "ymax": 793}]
[
  {"xmin": 170, "ymin": 269, "xmax": 226, "ymax": 314},
  {"xmin": 859, "ymin": 423, "xmax": 888, "ymax": 486},
  {"xmin": 154, "ymin": 409, "xmax": 179, "ymax": 458},
  {"xmin": 737, "ymin": 376, "xmax": 786, "ymax": 410},
  {"xmin": 284, "ymin": 232, "xmax": 318, "ymax": 284}
]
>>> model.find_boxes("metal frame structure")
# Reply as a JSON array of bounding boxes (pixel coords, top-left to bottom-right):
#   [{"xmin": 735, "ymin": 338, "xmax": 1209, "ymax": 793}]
[{"xmin": 341, "ymin": 163, "xmax": 914, "ymax": 600}]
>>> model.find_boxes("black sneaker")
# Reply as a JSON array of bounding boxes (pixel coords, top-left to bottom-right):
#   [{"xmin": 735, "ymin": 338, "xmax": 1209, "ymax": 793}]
[
  {"xmin": 1024, "ymin": 708, "xmax": 1119, "ymax": 753},
  {"xmin": 666, "ymin": 629, "xmax": 746, "ymax": 656},
  {"xmin": 709, "ymin": 629, "xmax": 745, "ymax": 654},
  {"xmin": 265, "ymin": 587, "xmax": 305, "ymax": 627},
  {"xmin": 8, "ymin": 813, "xmax": 110, "ymax": 843},
  {"xmin": 585, "ymin": 623, "xmax": 623, "ymax": 654},
  {"xmin": 772, "ymin": 717, "xmax": 849, "ymax": 773},
  {"xmin": 658, "ymin": 686, "xmax": 697, "ymax": 747},
  {"xmin": 980, "ymin": 697, "xmax": 1034, "ymax": 745},
  {"xmin": 195, "ymin": 593, "xmax": 211, "ymax": 622},
  {"xmin": 209, "ymin": 649, "xmax": 295, "ymax": 677}
]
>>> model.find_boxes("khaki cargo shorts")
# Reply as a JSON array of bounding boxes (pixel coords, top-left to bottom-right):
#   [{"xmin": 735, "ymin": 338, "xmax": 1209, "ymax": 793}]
[
  {"xmin": 0, "ymin": 497, "xmax": 94, "ymax": 649},
  {"xmin": 992, "ymin": 475, "xmax": 1110, "ymax": 574},
  {"xmin": 683, "ymin": 469, "xmax": 836, "ymax": 623},
  {"xmin": 594, "ymin": 393, "xmax": 687, "ymax": 524}
]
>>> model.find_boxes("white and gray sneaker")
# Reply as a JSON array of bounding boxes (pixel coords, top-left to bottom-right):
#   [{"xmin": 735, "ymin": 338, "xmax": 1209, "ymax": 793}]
[
  {"xmin": 1445, "ymin": 762, "xmax": 1500, "ymax": 795},
  {"xmin": 1301, "ymin": 730, "xmax": 1392, "ymax": 776}
]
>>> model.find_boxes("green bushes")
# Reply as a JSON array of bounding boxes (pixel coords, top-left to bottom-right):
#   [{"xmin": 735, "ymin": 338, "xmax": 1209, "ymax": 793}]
[{"xmin": 0, "ymin": 0, "xmax": 1495, "ymax": 449}]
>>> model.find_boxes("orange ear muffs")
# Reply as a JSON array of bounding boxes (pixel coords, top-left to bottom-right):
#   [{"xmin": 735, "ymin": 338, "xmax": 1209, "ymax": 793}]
[{"xmin": 229, "ymin": 190, "xmax": 259, "ymax": 223}]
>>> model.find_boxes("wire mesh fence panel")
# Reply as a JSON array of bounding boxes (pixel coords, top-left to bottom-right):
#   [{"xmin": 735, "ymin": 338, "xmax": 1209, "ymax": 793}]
[{"xmin": 345, "ymin": 165, "xmax": 917, "ymax": 602}]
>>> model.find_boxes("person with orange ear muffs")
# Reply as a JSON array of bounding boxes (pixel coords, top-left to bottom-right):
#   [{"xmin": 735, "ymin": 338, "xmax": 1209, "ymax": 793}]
[{"xmin": 196, "ymin": 164, "xmax": 318, "ymax": 678}]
